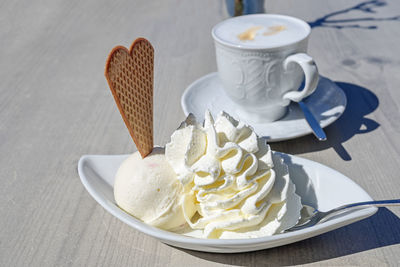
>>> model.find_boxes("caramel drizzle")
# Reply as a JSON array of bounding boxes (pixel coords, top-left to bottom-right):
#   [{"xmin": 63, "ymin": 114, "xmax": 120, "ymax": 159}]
[
  {"xmin": 237, "ymin": 26, "xmax": 263, "ymax": 41},
  {"xmin": 237, "ymin": 25, "xmax": 286, "ymax": 41},
  {"xmin": 263, "ymin": 25, "xmax": 286, "ymax": 36}
]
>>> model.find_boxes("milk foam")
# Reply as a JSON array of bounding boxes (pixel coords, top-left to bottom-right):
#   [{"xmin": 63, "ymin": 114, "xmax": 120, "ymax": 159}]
[{"xmin": 213, "ymin": 14, "xmax": 310, "ymax": 49}]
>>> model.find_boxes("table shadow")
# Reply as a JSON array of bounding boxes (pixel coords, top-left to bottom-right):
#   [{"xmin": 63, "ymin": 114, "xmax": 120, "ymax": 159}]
[
  {"xmin": 308, "ymin": 0, "xmax": 400, "ymax": 30},
  {"xmin": 270, "ymin": 81, "xmax": 380, "ymax": 161},
  {"xmin": 177, "ymin": 207, "xmax": 400, "ymax": 266}
]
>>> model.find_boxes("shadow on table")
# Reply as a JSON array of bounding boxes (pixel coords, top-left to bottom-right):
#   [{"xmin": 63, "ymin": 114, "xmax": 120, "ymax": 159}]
[
  {"xmin": 270, "ymin": 81, "xmax": 379, "ymax": 161},
  {"xmin": 178, "ymin": 207, "xmax": 400, "ymax": 266},
  {"xmin": 308, "ymin": 0, "xmax": 400, "ymax": 30}
]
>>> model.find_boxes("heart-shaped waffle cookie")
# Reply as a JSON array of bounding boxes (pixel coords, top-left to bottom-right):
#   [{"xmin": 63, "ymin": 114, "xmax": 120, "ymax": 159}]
[{"xmin": 105, "ymin": 38, "xmax": 154, "ymax": 158}]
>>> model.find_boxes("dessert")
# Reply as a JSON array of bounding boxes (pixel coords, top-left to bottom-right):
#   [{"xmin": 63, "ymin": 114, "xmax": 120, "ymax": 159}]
[
  {"xmin": 165, "ymin": 111, "xmax": 302, "ymax": 238},
  {"xmin": 112, "ymin": 110, "xmax": 302, "ymax": 238},
  {"xmin": 105, "ymin": 38, "xmax": 187, "ymax": 230},
  {"xmin": 114, "ymin": 147, "xmax": 186, "ymax": 230},
  {"xmin": 105, "ymin": 38, "xmax": 302, "ymax": 239}
]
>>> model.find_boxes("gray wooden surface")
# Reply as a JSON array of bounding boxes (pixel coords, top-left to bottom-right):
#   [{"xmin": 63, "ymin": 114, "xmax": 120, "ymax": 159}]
[{"xmin": 1, "ymin": 0, "xmax": 400, "ymax": 266}]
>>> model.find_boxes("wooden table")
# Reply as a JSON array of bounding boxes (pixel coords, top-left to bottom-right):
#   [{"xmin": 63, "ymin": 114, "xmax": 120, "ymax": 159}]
[{"xmin": 1, "ymin": 0, "xmax": 400, "ymax": 265}]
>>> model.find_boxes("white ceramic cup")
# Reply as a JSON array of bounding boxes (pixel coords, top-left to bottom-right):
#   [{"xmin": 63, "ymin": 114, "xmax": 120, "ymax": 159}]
[{"xmin": 212, "ymin": 14, "xmax": 319, "ymax": 122}]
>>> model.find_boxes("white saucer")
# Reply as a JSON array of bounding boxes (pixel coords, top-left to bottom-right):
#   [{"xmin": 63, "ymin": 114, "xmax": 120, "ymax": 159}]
[
  {"xmin": 181, "ymin": 72, "xmax": 347, "ymax": 142},
  {"xmin": 78, "ymin": 153, "xmax": 376, "ymax": 253}
]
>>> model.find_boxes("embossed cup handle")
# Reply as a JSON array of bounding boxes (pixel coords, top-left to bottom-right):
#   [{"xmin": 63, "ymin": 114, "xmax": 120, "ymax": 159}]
[{"xmin": 282, "ymin": 53, "xmax": 319, "ymax": 102}]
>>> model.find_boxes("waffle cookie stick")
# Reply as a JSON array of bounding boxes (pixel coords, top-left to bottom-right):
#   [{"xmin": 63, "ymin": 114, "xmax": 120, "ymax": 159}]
[{"xmin": 105, "ymin": 38, "xmax": 154, "ymax": 158}]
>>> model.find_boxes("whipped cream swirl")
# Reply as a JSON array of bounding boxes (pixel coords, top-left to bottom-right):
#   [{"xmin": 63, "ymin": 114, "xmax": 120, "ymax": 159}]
[{"xmin": 166, "ymin": 111, "xmax": 301, "ymax": 238}]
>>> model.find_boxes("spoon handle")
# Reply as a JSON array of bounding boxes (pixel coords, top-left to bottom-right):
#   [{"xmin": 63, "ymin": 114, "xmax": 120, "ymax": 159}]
[
  {"xmin": 298, "ymin": 101, "xmax": 327, "ymax": 141},
  {"xmin": 324, "ymin": 199, "xmax": 400, "ymax": 218},
  {"xmin": 286, "ymin": 199, "xmax": 400, "ymax": 232}
]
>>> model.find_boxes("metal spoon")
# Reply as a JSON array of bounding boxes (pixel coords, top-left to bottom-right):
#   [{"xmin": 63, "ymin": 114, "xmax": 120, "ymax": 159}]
[
  {"xmin": 285, "ymin": 199, "xmax": 400, "ymax": 232},
  {"xmin": 298, "ymin": 101, "xmax": 327, "ymax": 141}
]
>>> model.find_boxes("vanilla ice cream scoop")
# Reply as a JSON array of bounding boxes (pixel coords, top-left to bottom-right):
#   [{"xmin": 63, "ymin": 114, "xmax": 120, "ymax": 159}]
[{"xmin": 114, "ymin": 147, "xmax": 186, "ymax": 230}]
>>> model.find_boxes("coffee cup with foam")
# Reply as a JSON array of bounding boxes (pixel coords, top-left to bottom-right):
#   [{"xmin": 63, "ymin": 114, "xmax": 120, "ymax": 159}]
[{"xmin": 212, "ymin": 14, "xmax": 319, "ymax": 122}]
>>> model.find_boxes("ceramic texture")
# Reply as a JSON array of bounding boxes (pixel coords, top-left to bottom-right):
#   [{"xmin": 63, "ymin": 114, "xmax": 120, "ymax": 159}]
[
  {"xmin": 214, "ymin": 42, "xmax": 305, "ymax": 121},
  {"xmin": 212, "ymin": 14, "xmax": 319, "ymax": 122},
  {"xmin": 78, "ymin": 152, "xmax": 376, "ymax": 253},
  {"xmin": 181, "ymin": 73, "xmax": 347, "ymax": 142}
]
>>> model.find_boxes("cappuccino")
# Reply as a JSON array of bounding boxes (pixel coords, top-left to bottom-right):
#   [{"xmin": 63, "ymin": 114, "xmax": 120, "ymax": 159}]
[{"xmin": 211, "ymin": 14, "xmax": 318, "ymax": 122}]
